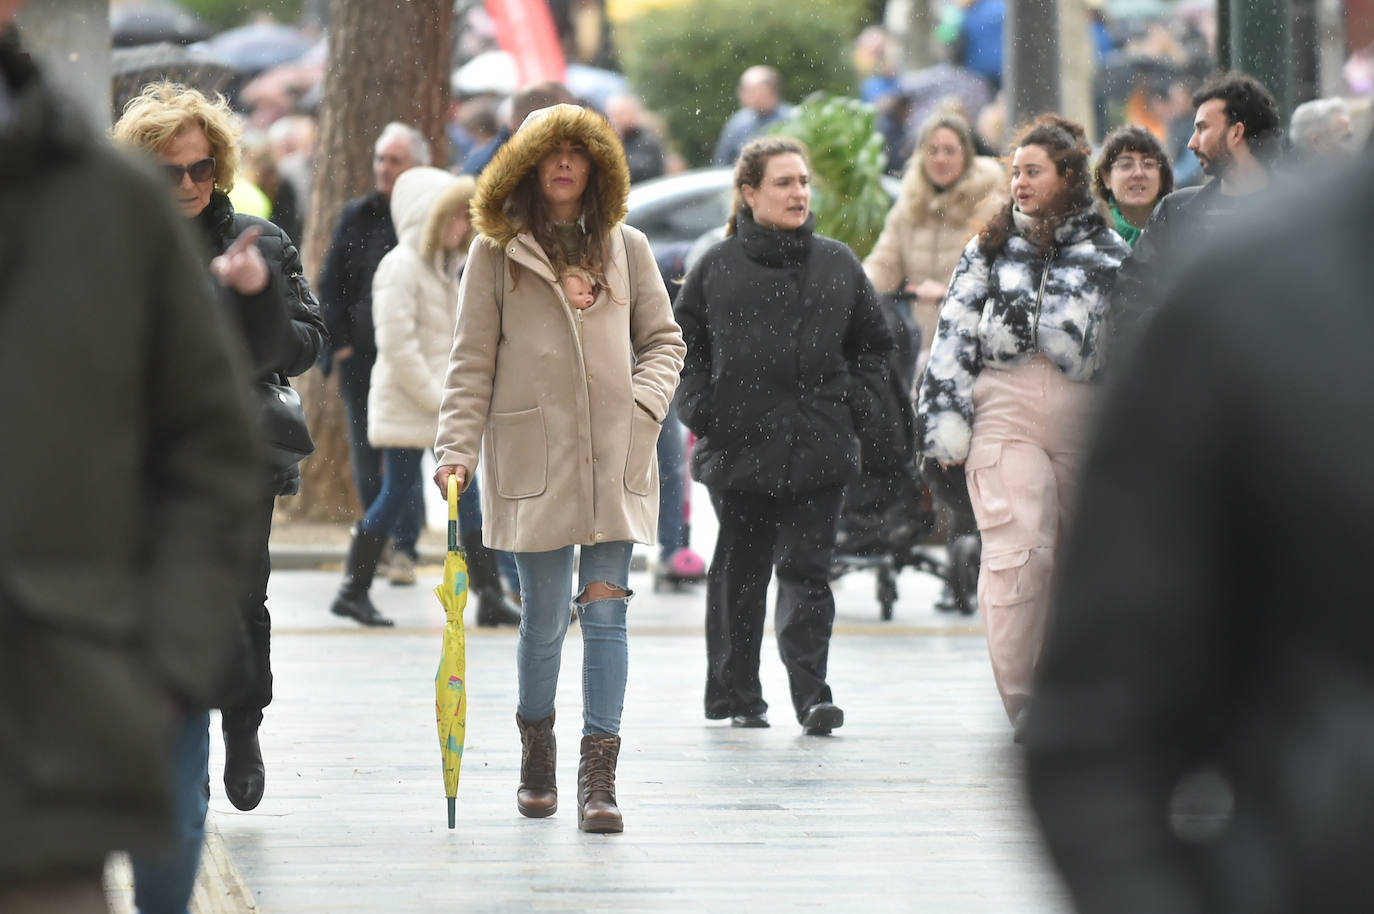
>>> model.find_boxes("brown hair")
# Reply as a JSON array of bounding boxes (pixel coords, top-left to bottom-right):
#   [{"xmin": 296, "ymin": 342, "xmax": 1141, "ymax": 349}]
[
  {"xmin": 112, "ymin": 81, "xmax": 241, "ymax": 192},
  {"xmin": 1093, "ymin": 126, "xmax": 1174, "ymax": 206},
  {"xmin": 725, "ymin": 135, "xmax": 811, "ymax": 237},
  {"xmin": 978, "ymin": 114, "xmax": 1093, "ymax": 256},
  {"xmin": 501, "ymin": 144, "xmax": 614, "ymax": 290}
]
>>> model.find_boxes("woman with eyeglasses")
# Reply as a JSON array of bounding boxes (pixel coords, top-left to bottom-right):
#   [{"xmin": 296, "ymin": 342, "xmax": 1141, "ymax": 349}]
[
  {"xmin": 1092, "ymin": 126, "xmax": 1175, "ymax": 248},
  {"xmin": 112, "ymin": 81, "xmax": 325, "ymax": 910}
]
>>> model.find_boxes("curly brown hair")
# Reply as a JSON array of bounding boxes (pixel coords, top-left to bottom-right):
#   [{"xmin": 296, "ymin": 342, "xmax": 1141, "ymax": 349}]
[
  {"xmin": 1093, "ymin": 126, "xmax": 1174, "ymax": 206},
  {"xmin": 501, "ymin": 142, "xmax": 615, "ymax": 294},
  {"xmin": 978, "ymin": 114, "xmax": 1093, "ymax": 256}
]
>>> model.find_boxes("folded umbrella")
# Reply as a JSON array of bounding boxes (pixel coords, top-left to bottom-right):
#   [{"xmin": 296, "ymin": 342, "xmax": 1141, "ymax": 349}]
[{"xmin": 433, "ymin": 475, "xmax": 469, "ymax": 828}]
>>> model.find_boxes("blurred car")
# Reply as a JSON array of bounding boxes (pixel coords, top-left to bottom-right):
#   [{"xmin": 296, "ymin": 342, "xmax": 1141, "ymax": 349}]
[{"xmin": 626, "ymin": 167, "xmax": 903, "ymax": 265}]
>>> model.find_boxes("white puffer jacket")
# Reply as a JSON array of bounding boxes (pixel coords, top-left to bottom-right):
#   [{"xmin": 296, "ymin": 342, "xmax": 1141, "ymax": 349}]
[{"xmin": 367, "ymin": 167, "xmax": 469, "ymax": 449}]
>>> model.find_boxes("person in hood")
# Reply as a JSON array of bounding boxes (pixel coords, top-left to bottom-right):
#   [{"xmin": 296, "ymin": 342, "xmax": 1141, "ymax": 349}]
[
  {"xmin": 432, "ymin": 104, "xmax": 685, "ymax": 834},
  {"xmin": 329, "ymin": 168, "xmax": 523, "ymax": 629},
  {"xmin": 916, "ymin": 114, "xmax": 1130, "ymax": 740},
  {"xmin": 674, "ymin": 136, "xmax": 896, "ymax": 737},
  {"xmin": 112, "ymin": 80, "xmax": 325, "ymax": 906},
  {"xmin": 864, "ymin": 109, "xmax": 1004, "ymax": 371}
]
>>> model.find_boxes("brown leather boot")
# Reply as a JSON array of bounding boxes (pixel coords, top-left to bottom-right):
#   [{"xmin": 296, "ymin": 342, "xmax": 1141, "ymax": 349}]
[
  {"xmin": 515, "ymin": 712, "xmax": 557, "ymax": 817},
  {"xmin": 577, "ymin": 733, "xmax": 623, "ymax": 834}
]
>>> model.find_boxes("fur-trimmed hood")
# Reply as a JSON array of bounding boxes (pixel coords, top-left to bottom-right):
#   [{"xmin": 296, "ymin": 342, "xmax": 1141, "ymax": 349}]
[
  {"xmin": 470, "ymin": 103, "xmax": 630, "ymax": 248},
  {"xmin": 898, "ymin": 154, "xmax": 1005, "ymax": 224}
]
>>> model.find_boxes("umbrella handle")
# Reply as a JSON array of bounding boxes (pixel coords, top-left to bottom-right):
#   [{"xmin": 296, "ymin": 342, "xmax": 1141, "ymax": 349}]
[{"xmin": 447, "ymin": 474, "xmax": 460, "ymax": 553}]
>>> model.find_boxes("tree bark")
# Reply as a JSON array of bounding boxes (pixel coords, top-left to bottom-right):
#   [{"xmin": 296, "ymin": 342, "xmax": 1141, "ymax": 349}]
[{"xmin": 280, "ymin": 0, "xmax": 453, "ymax": 522}]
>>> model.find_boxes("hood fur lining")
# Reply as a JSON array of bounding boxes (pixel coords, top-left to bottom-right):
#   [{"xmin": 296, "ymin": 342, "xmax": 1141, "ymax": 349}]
[{"xmin": 470, "ymin": 104, "xmax": 630, "ymax": 248}]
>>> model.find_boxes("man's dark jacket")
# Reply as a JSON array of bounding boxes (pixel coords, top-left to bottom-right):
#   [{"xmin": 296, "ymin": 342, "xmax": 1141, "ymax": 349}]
[
  {"xmin": 1026, "ymin": 157, "xmax": 1374, "ymax": 914},
  {"xmin": 674, "ymin": 213, "xmax": 895, "ymax": 496},
  {"xmin": 196, "ymin": 190, "xmax": 326, "ymax": 495},
  {"xmin": 0, "ymin": 41, "xmax": 259, "ymax": 878},
  {"xmin": 317, "ymin": 190, "xmax": 396, "ymax": 366},
  {"xmin": 1109, "ymin": 177, "xmax": 1263, "ymax": 356}
]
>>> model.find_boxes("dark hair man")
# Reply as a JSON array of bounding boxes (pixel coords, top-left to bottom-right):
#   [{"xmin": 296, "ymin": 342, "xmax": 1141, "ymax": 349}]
[{"xmin": 1109, "ymin": 71, "xmax": 1282, "ymax": 355}]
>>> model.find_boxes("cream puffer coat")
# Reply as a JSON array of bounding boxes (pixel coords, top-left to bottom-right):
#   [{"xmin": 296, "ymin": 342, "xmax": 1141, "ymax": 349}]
[
  {"xmin": 367, "ymin": 166, "xmax": 470, "ymax": 449},
  {"xmin": 863, "ymin": 155, "xmax": 1005, "ymax": 351},
  {"xmin": 434, "ymin": 104, "xmax": 685, "ymax": 553}
]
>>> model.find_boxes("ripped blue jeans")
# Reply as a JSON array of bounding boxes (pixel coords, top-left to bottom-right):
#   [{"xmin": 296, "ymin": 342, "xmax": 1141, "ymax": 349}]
[{"xmin": 514, "ymin": 541, "xmax": 633, "ymax": 735}]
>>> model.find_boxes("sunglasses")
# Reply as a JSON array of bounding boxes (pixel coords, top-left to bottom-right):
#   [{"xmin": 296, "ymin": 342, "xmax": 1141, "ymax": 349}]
[{"xmin": 162, "ymin": 156, "xmax": 216, "ymax": 186}]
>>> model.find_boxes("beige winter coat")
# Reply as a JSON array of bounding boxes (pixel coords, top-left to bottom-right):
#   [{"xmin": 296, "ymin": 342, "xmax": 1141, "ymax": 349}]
[
  {"xmin": 863, "ymin": 155, "xmax": 1005, "ymax": 350},
  {"xmin": 368, "ymin": 167, "xmax": 470, "ymax": 449},
  {"xmin": 434, "ymin": 104, "xmax": 685, "ymax": 552}
]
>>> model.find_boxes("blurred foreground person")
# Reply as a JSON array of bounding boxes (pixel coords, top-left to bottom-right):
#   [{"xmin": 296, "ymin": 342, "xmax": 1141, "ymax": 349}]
[
  {"xmin": 676, "ymin": 136, "xmax": 894, "ymax": 735},
  {"xmin": 0, "ymin": 17, "xmax": 258, "ymax": 913},
  {"xmin": 1025, "ymin": 156, "xmax": 1374, "ymax": 914}
]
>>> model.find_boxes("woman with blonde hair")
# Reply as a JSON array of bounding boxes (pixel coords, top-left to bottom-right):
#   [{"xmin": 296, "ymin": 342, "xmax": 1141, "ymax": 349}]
[
  {"xmin": 329, "ymin": 168, "xmax": 522, "ymax": 629},
  {"xmin": 864, "ymin": 110, "xmax": 1003, "ymax": 368},
  {"xmin": 113, "ymin": 81, "xmax": 325, "ymax": 910},
  {"xmin": 433, "ymin": 104, "xmax": 684, "ymax": 833},
  {"xmin": 917, "ymin": 114, "xmax": 1130, "ymax": 740}
]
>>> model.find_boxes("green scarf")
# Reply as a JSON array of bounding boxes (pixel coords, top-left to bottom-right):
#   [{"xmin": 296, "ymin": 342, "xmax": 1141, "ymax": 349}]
[{"xmin": 1108, "ymin": 200, "xmax": 1142, "ymax": 247}]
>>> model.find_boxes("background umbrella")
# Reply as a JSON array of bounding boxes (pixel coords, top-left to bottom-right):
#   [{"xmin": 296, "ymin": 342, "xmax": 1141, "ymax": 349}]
[
  {"xmin": 111, "ymin": 0, "xmax": 212, "ymax": 48},
  {"xmin": 434, "ymin": 476, "xmax": 469, "ymax": 829},
  {"xmin": 191, "ymin": 21, "xmax": 315, "ymax": 75},
  {"xmin": 112, "ymin": 42, "xmax": 239, "ymax": 119}
]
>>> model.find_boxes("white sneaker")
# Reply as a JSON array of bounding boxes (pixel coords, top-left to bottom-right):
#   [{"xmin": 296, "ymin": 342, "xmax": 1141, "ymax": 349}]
[{"xmin": 388, "ymin": 552, "xmax": 416, "ymax": 586}]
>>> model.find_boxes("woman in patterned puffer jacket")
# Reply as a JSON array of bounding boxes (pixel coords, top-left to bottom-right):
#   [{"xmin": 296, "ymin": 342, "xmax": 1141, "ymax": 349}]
[{"xmin": 916, "ymin": 114, "xmax": 1130, "ymax": 738}]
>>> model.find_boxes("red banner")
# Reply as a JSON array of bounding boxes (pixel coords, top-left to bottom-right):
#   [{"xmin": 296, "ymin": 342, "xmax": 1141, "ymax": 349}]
[{"xmin": 485, "ymin": 0, "xmax": 567, "ymax": 87}]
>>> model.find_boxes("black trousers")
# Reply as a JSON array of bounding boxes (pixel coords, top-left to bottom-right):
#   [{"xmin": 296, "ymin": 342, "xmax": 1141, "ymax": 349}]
[
  {"xmin": 221, "ymin": 495, "xmax": 275, "ymax": 733},
  {"xmin": 704, "ymin": 486, "xmax": 843, "ymax": 722}
]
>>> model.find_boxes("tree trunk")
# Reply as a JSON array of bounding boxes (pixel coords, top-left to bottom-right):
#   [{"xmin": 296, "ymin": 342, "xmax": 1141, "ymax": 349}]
[{"xmin": 281, "ymin": 0, "xmax": 452, "ymax": 523}]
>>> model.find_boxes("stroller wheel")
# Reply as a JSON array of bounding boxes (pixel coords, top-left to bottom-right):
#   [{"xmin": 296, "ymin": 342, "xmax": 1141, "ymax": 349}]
[
  {"xmin": 877, "ymin": 567, "xmax": 897, "ymax": 621},
  {"xmin": 949, "ymin": 534, "xmax": 980, "ymax": 616}
]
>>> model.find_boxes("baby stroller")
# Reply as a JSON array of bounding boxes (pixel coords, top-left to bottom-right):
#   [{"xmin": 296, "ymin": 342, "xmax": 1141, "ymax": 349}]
[{"xmin": 831, "ymin": 293, "xmax": 980, "ymax": 619}]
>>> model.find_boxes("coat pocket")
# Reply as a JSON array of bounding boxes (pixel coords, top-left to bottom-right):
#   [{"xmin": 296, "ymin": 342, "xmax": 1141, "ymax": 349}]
[
  {"xmin": 623, "ymin": 408, "xmax": 662, "ymax": 496},
  {"xmin": 965, "ymin": 441, "xmax": 1013, "ymax": 530},
  {"xmin": 490, "ymin": 407, "xmax": 548, "ymax": 499}
]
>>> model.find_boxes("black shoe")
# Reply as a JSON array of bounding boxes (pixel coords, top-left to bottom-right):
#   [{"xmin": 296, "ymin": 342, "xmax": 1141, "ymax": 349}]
[
  {"xmin": 730, "ymin": 712, "xmax": 770, "ymax": 728},
  {"xmin": 223, "ymin": 726, "xmax": 265, "ymax": 811},
  {"xmin": 801, "ymin": 702, "xmax": 844, "ymax": 736},
  {"xmin": 330, "ymin": 528, "xmax": 394, "ymax": 627},
  {"xmin": 475, "ymin": 590, "xmax": 522, "ymax": 627}
]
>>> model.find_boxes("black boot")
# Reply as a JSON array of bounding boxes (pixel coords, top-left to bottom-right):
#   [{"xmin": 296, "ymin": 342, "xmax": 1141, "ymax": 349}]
[
  {"xmin": 462, "ymin": 530, "xmax": 522, "ymax": 627},
  {"xmin": 222, "ymin": 714, "xmax": 265, "ymax": 811},
  {"xmin": 330, "ymin": 528, "xmax": 394, "ymax": 627}
]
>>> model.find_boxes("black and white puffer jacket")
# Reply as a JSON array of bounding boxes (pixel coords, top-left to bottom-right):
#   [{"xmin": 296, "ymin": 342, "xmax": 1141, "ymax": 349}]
[{"xmin": 916, "ymin": 206, "xmax": 1130, "ymax": 464}]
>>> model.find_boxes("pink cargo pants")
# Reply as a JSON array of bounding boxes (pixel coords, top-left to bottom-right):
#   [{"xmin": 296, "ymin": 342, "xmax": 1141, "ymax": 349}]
[{"xmin": 966, "ymin": 356, "xmax": 1093, "ymax": 724}]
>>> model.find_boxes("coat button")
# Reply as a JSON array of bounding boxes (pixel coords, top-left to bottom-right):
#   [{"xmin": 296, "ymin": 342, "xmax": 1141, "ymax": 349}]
[{"xmin": 596, "ymin": 532, "xmax": 604, "ymax": 540}]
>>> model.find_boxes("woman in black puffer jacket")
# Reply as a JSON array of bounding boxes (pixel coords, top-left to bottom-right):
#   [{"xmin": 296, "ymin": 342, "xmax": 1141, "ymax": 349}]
[
  {"xmin": 674, "ymin": 136, "xmax": 894, "ymax": 736},
  {"xmin": 114, "ymin": 83, "xmax": 325, "ymax": 839}
]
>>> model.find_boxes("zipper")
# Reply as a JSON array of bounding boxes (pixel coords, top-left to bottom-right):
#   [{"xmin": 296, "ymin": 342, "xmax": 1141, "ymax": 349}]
[{"xmin": 1030, "ymin": 252, "xmax": 1051, "ymax": 352}]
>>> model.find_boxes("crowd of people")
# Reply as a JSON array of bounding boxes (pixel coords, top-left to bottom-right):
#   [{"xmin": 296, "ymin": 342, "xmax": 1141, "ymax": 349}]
[{"xmin": 6, "ymin": 0, "xmax": 1374, "ymax": 907}]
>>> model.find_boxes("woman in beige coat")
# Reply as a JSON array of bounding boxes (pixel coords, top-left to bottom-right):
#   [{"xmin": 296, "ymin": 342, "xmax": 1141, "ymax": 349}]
[
  {"xmin": 863, "ymin": 110, "xmax": 1003, "ymax": 371},
  {"xmin": 433, "ymin": 104, "xmax": 684, "ymax": 834}
]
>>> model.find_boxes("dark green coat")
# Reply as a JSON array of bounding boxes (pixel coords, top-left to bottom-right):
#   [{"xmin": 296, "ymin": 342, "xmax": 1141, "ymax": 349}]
[{"xmin": 0, "ymin": 42, "xmax": 260, "ymax": 876}]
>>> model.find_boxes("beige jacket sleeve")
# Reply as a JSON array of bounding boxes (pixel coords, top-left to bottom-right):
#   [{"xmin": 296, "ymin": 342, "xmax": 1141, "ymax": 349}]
[
  {"xmin": 434, "ymin": 238, "xmax": 501, "ymax": 475},
  {"xmin": 624, "ymin": 227, "xmax": 685, "ymax": 422},
  {"xmin": 862, "ymin": 204, "xmax": 911, "ymax": 294}
]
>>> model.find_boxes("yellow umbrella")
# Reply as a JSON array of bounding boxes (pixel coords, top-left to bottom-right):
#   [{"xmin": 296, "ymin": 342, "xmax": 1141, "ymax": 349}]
[{"xmin": 434, "ymin": 475, "xmax": 469, "ymax": 828}]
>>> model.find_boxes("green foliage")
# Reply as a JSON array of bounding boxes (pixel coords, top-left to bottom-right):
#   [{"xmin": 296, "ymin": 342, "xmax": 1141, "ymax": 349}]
[
  {"xmin": 769, "ymin": 93, "xmax": 889, "ymax": 258},
  {"xmin": 618, "ymin": 0, "xmax": 864, "ymax": 167},
  {"xmin": 179, "ymin": 0, "xmax": 305, "ymax": 30}
]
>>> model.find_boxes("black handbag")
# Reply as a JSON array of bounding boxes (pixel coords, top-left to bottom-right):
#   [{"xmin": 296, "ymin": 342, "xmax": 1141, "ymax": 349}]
[{"xmin": 256, "ymin": 377, "xmax": 315, "ymax": 472}]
